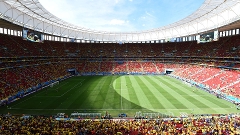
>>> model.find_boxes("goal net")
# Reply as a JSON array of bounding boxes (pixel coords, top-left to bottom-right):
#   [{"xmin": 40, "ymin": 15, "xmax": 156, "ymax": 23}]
[{"xmin": 50, "ymin": 81, "xmax": 59, "ymax": 87}]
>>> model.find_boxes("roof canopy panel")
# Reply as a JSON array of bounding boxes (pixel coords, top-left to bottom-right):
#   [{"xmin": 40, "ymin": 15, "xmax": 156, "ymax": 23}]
[{"xmin": 1, "ymin": 0, "xmax": 240, "ymax": 41}]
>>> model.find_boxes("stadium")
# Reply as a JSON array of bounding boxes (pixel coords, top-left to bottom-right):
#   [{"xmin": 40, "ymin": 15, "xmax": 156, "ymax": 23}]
[{"xmin": 0, "ymin": 0, "xmax": 240, "ymax": 134}]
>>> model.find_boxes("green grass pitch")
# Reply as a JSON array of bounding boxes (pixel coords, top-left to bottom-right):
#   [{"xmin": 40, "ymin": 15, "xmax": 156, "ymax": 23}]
[{"xmin": 0, "ymin": 75, "xmax": 238, "ymax": 117}]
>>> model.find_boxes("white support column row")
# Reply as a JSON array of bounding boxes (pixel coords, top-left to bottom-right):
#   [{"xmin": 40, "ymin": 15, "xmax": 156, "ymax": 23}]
[{"xmin": 0, "ymin": 0, "xmax": 240, "ymax": 42}]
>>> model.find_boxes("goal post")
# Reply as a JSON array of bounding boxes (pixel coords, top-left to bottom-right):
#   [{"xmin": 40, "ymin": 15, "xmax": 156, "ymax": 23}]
[{"xmin": 50, "ymin": 81, "xmax": 59, "ymax": 87}]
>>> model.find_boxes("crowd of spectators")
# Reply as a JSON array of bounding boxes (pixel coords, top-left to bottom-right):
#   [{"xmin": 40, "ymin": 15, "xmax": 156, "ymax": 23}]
[
  {"xmin": 0, "ymin": 62, "xmax": 72, "ymax": 102},
  {"xmin": 0, "ymin": 113, "xmax": 240, "ymax": 135},
  {"xmin": 1, "ymin": 33, "xmax": 239, "ymax": 58},
  {"xmin": 172, "ymin": 64, "xmax": 240, "ymax": 98},
  {"xmin": 1, "ymin": 32, "xmax": 240, "ymax": 135}
]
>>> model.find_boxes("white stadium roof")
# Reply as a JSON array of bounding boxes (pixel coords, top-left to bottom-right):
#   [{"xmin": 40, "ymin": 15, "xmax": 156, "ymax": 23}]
[{"xmin": 0, "ymin": 0, "xmax": 240, "ymax": 41}]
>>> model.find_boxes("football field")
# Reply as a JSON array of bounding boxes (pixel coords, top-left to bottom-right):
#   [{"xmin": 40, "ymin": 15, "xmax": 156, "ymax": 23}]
[{"xmin": 1, "ymin": 75, "xmax": 238, "ymax": 117}]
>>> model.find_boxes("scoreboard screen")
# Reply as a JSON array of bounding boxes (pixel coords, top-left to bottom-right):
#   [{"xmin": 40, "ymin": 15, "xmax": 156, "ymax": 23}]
[
  {"xmin": 197, "ymin": 30, "xmax": 218, "ymax": 43},
  {"xmin": 22, "ymin": 28, "xmax": 44, "ymax": 43}
]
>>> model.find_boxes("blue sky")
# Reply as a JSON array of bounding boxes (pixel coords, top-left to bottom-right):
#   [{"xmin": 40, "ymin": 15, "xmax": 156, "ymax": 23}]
[{"xmin": 39, "ymin": 0, "xmax": 204, "ymax": 32}]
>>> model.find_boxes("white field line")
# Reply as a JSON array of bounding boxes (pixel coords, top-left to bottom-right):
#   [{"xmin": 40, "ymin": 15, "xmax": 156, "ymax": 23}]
[
  {"xmin": 9, "ymin": 107, "xmax": 234, "ymax": 111},
  {"xmin": 121, "ymin": 82, "xmax": 123, "ymax": 110},
  {"xmin": 10, "ymin": 82, "xmax": 68, "ymax": 108},
  {"xmin": 11, "ymin": 79, "xmax": 85, "ymax": 107},
  {"xmin": 59, "ymin": 82, "xmax": 83, "ymax": 97},
  {"xmin": 181, "ymin": 95, "xmax": 211, "ymax": 97},
  {"xmin": 50, "ymin": 82, "xmax": 69, "ymax": 90},
  {"xmin": 35, "ymin": 83, "xmax": 81, "ymax": 98}
]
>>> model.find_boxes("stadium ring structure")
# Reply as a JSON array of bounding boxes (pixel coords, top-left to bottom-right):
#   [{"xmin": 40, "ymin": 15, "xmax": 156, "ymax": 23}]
[
  {"xmin": 1, "ymin": 0, "xmax": 240, "ymax": 121},
  {"xmin": 0, "ymin": 0, "xmax": 240, "ymax": 42}
]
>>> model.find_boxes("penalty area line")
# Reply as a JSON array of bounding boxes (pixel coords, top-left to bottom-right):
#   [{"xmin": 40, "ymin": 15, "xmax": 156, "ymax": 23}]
[{"xmin": 7, "ymin": 108, "xmax": 235, "ymax": 111}]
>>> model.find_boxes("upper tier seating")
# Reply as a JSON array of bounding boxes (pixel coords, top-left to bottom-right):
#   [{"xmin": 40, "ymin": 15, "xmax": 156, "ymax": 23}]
[{"xmin": 1, "ymin": 33, "xmax": 240, "ymax": 57}]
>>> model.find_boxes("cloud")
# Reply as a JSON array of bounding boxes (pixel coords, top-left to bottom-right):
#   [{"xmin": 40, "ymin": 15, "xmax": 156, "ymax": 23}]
[
  {"xmin": 38, "ymin": 0, "xmax": 204, "ymax": 32},
  {"xmin": 39, "ymin": 0, "xmax": 134, "ymax": 32},
  {"xmin": 109, "ymin": 19, "xmax": 126, "ymax": 25},
  {"xmin": 145, "ymin": 11, "xmax": 156, "ymax": 19},
  {"xmin": 115, "ymin": 0, "xmax": 120, "ymax": 3}
]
